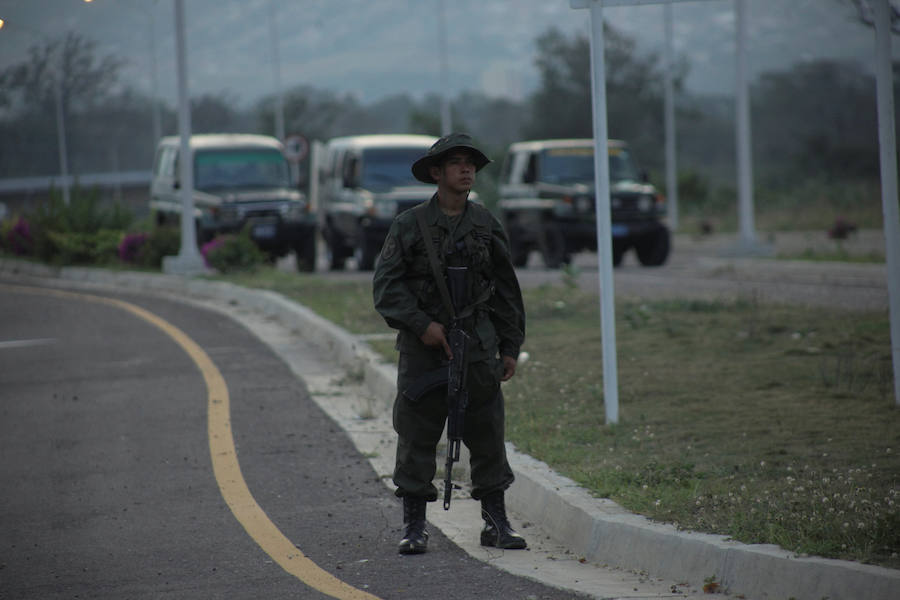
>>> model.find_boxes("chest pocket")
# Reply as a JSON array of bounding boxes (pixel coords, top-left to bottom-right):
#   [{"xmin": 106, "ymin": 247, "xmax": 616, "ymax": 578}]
[{"xmin": 407, "ymin": 228, "xmax": 448, "ymax": 319}]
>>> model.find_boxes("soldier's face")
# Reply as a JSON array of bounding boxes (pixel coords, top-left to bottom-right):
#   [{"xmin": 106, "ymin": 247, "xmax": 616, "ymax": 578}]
[{"xmin": 431, "ymin": 151, "xmax": 476, "ymax": 193}]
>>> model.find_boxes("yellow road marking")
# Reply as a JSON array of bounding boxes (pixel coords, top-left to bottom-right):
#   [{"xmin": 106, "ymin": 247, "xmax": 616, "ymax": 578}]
[{"xmin": 3, "ymin": 284, "xmax": 381, "ymax": 600}]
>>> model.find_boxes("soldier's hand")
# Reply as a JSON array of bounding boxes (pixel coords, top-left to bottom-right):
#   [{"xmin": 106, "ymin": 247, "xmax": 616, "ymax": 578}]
[
  {"xmin": 421, "ymin": 321, "xmax": 452, "ymax": 359},
  {"xmin": 500, "ymin": 355, "xmax": 517, "ymax": 382}
]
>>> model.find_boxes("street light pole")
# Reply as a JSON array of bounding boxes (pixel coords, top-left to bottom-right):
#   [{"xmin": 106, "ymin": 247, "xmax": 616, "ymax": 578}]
[
  {"xmin": 52, "ymin": 43, "xmax": 71, "ymax": 206},
  {"xmin": 873, "ymin": 0, "xmax": 900, "ymax": 406},
  {"xmin": 437, "ymin": 0, "xmax": 452, "ymax": 136},
  {"xmin": 267, "ymin": 0, "xmax": 286, "ymax": 141},
  {"xmin": 162, "ymin": 0, "xmax": 206, "ymax": 275},
  {"xmin": 146, "ymin": 3, "xmax": 162, "ymax": 146},
  {"xmin": 663, "ymin": 0, "xmax": 677, "ymax": 230}
]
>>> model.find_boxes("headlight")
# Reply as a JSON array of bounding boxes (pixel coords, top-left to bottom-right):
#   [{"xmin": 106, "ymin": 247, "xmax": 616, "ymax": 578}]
[
  {"xmin": 280, "ymin": 201, "xmax": 306, "ymax": 220},
  {"xmin": 638, "ymin": 194, "xmax": 654, "ymax": 212},
  {"xmin": 574, "ymin": 195, "xmax": 593, "ymax": 214}
]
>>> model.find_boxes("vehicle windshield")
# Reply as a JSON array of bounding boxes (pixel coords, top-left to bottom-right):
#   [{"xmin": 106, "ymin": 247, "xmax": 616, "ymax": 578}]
[
  {"xmin": 539, "ymin": 146, "xmax": 640, "ymax": 184},
  {"xmin": 360, "ymin": 147, "xmax": 427, "ymax": 191},
  {"xmin": 194, "ymin": 149, "xmax": 290, "ymax": 190}
]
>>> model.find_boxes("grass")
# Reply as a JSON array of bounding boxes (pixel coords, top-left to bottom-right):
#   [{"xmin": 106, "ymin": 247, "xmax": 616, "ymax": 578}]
[
  {"xmin": 677, "ymin": 177, "xmax": 885, "ymax": 236},
  {"xmin": 777, "ymin": 248, "xmax": 885, "ymax": 264},
  {"xmin": 505, "ymin": 287, "xmax": 898, "ymax": 568},
  {"xmin": 212, "ymin": 268, "xmax": 899, "ymax": 569}
]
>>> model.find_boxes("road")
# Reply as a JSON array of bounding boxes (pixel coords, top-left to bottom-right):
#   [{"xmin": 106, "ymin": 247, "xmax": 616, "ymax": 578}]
[
  {"xmin": 0, "ymin": 229, "xmax": 888, "ymax": 599},
  {"xmin": 285, "ymin": 230, "xmax": 889, "ymax": 311},
  {"xmin": 0, "ymin": 283, "xmax": 589, "ymax": 599}
]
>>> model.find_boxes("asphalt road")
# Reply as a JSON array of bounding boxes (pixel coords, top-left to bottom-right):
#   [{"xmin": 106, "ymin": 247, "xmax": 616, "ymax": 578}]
[
  {"xmin": 286, "ymin": 231, "xmax": 888, "ymax": 311},
  {"xmin": 0, "ymin": 282, "xmax": 588, "ymax": 599}
]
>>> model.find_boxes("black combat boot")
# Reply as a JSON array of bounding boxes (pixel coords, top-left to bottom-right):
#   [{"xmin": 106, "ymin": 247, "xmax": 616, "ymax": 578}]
[
  {"xmin": 398, "ymin": 496, "xmax": 428, "ymax": 554},
  {"xmin": 480, "ymin": 491, "xmax": 527, "ymax": 549}
]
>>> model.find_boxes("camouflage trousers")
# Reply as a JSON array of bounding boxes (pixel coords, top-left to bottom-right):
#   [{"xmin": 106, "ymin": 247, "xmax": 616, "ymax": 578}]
[{"xmin": 392, "ymin": 350, "xmax": 515, "ymax": 502}]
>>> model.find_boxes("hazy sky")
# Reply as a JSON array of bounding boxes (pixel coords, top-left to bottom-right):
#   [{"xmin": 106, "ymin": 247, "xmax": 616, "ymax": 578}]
[{"xmin": 0, "ymin": 0, "xmax": 888, "ymax": 108}]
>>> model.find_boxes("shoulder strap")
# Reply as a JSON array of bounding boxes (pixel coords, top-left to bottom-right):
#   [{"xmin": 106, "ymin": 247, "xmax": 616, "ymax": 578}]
[{"xmin": 414, "ymin": 203, "xmax": 456, "ymax": 320}]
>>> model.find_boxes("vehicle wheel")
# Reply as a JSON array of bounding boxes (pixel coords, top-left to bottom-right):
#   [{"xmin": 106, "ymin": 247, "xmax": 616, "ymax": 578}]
[
  {"xmin": 325, "ymin": 229, "xmax": 347, "ymax": 270},
  {"xmin": 540, "ymin": 223, "xmax": 569, "ymax": 269},
  {"xmin": 509, "ymin": 231, "xmax": 529, "ymax": 267},
  {"xmin": 294, "ymin": 233, "xmax": 316, "ymax": 273},
  {"xmin": 635, "ymin": 227, "xmax": 670, "ymax": 267},
  {"xmin": 328, "ymin": 245, "xmax": 346, "ymax": 270},
  {"xmin": 612, "ymin": 240, "xmax": 627, "ymax": 267},
  {"xmin": 354, "ymin": 234, "xmax": 380, "ymax": 271}
]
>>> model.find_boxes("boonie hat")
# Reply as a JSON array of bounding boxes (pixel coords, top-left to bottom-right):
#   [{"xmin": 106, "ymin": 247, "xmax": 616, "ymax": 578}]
[{"xmin": 411, "ymin": 132, "xmax": 491, "ymax": 184}]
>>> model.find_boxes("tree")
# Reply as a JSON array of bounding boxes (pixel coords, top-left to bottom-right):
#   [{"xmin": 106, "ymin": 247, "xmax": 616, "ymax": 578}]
[
  {"xmin": 257, "ymin": 85, "xmax": 354, "ymax": 142},
  {"xmin": 191, "ymin": 93, "xmax": 246, "ymax": 133},
  {"xmin": 526, "ymin": 27, "xmax": 592, "ymax": 140},
  {"xmin": 0, "ymin": 31, "xmax": 123, "ymax": 118},
  {"xmin": 525, "ymin": 24, "xmax": 685, "ymax": 171},
  {"xmin": 752, "ymin": 59, "xmax": 879, "ymax": 180},
  {"xmin": 0, "ymin": 32, "xmax": 126, "ymax": 177}
]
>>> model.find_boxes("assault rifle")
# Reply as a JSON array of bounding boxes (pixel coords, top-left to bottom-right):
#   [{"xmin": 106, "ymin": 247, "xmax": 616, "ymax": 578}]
[
  {"xmin": 402, "ymin": 266, "xmax": 470, "ymax": 510},
  {"xmin": 443, "ymin": 266, "xmax": 469, "ymax": 509}
]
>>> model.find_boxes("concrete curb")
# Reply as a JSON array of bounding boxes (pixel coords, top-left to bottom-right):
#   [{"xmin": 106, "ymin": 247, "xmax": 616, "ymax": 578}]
[{"xmin": 3, "ymin": 258, "xmax": 898, "ymax": 600}]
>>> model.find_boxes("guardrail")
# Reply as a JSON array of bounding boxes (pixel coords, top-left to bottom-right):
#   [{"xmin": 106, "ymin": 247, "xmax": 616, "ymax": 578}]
[{"xmin": 0, "ymin": 171, "xmax": 153, "ymax": 194}]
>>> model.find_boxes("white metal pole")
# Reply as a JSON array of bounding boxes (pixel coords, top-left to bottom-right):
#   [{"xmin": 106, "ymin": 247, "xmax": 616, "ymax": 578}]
[
  {"xmin": 53, "ymin": 59, "xmax": 71, "ymax": 206},
  {"xmin": 164, "ymin": 0, "xmax": 205, "ymax": 274},
  {"xmin": 873, "ymin": 0, "xmax": 900, "ymax": 407},
  {"xmin": 735, "ymin": 0, "xmax": 755, "ymax": 246},
  {"xmin": 438, "ymin": 0, "xmax": 452, "ymax": 136},
  {"xmin": 663, "ymin": 0, "xmax": 677, "ymax": 230},
  {"xmin": 587, "ymin": 0, "xmax": 620, "ymax": 425},
  {"xmin": 268, "ymin": 0, "xmax": 286, "ymax": 141},
  {"xmin": 149, "ymin": 6, "xmax": 162, "ymax": 145},
  {"xmin": 309, "ymin": 140, "xmax": 322, "ymax": 213}
]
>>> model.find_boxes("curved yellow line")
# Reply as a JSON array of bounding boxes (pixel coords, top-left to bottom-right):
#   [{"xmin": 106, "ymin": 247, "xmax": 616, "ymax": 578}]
[{"xmin": 3, "ymin": 284, "xmax": 380, "ymax": 600}]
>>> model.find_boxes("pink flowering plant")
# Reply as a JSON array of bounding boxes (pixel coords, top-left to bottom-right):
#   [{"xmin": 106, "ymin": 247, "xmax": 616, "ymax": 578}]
[
  {"xmin": 118, "ymin": 232, "xmax": 149, "ymax": 264},
  {"xmin": 3, "ymin": 217, "xmax": 34, "ymax": 256},
  {"xmin": 200, "ymin": 236, "xmax": 227, "ymax": 268}
]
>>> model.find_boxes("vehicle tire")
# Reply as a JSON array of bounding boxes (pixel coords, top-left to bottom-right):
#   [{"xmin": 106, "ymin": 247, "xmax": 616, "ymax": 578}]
[
  {"xmin": 294, "ymin": 233, "xmax": 316, "ymax": 273},
  {"xmin": 612, "ymin": 240, "xmax": 627, "ymax": 267},
  {"xmin": 354, "ymin": 234, "xmax": 380, "ymax": 271},
  {"xmin": 508, "ymin": 231, "xmax": 529, "ymax": 267},
  {"xmin": 328, "ymin": 245, "xmax": 346, "ymax": 270},
  {"xmin": 325, "ymin": 227, "xmax": 347, "ymax": 270},
  {"xmin": 540, "ymin": 223, "xmax": 569, "ymax": 269},
  {"xmin": 635, "ymin": 226, "xmax": 670, "ymax": 267}
]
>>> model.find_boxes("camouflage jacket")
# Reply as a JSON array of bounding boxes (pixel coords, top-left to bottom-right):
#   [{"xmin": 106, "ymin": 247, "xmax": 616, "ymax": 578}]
[{"xmin": 373, "ymin": 194, "xmax": 525, "ymax": 363}]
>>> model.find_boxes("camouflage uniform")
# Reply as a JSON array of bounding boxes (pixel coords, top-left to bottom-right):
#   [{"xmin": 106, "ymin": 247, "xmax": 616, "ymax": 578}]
[{"xmin": 373, "ymin": 193, "xmax": 525, "ymax": 502}]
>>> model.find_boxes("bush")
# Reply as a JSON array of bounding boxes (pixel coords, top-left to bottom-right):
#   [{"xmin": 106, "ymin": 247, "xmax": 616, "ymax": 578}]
[
  {"xmin": 31, "ymin": 188, "xmax": 133, "ymax": 235},
  {"xmin": 40, "ymin": 229, "xmax": 122, "ymax": 265},
  {"xmin": 201, "ymin": 232, "xmax": 264, "ymax": 273},
  {"xmin": 1, "ymin": 216, "xmax": 33, "ymax": 255},
  {"xmin": 136, "ymin": 227, "xmax": 181, "ymax": 268},
  {"xmin": 118, "ymin": 232, "xmax": 149, "ymax": 264},
  {"xmin": 22, "ymin": 188, "xmax": 138, "ymax": 263}
]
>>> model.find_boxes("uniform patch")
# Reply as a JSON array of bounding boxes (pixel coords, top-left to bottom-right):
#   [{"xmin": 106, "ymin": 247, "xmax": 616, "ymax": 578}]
[{"xmin": 381, "ymin": 235, "xmax": 398, "ymax": 261}]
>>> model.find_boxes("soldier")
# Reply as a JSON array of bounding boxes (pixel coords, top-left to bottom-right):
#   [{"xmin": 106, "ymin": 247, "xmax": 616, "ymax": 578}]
[{"xmin": 373, "ymin": 133, "xmax": 527, "ymax": 555}]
